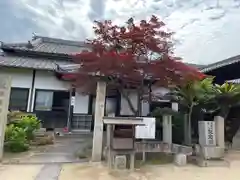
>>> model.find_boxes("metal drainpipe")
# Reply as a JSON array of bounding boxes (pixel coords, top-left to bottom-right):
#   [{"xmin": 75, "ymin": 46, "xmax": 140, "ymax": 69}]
[
  {"xmin": 29, "ymin": 69, "xmax": 36, "ymax": 112},
  {"xmin": 67, "ymin": 86, "xmax": 75, "ymax": 131}
]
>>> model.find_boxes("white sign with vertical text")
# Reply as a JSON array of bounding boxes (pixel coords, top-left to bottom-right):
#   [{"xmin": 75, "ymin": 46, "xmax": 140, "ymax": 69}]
[{"xmin": 135, "ymin": 117, "xmax": 156, "ymax": 139}]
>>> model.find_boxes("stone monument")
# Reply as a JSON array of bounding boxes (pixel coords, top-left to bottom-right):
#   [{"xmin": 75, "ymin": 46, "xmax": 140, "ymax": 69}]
[
  {"xmin": 0, "ymin": 75, "xmax": 11, "ymax": 161},
  {"xmin": 198, "ymin": 121, "xmax": 216, "ymax": 146},
  {"xmin": 197, "ymin": 121, "xmax": 226, "ymax": 167}
]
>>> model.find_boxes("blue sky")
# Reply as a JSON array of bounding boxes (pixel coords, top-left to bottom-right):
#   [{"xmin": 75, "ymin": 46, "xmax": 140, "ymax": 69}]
[{"xmin": 1, "ymin": 0, "xmax": 240, "ymax": 65}]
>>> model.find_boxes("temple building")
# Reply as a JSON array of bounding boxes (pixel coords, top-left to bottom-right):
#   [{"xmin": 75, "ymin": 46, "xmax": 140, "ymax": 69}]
[{"xmin": 0, "ymin": 35, "xmax": 206, "ymax": 132}]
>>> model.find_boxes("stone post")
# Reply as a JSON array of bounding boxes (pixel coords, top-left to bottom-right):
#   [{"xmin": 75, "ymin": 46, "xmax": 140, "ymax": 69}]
[
  {"xmin": 162, "ymin": 115, "xmax": 172, "ymax": 144},
  {"xmin": 92, "ymin": 81, "xmax": 106, "ymax": 162},
  {"xmin": 162, "ymin": 102, "xmax": 177, "ymax": 145},
  {"xmin": 0, "ymin": 76, "xmax": 11, "ymax": 161},
  {"xmin": 214, "ymin": 116, "xmax": 225, "ymax": 149}
]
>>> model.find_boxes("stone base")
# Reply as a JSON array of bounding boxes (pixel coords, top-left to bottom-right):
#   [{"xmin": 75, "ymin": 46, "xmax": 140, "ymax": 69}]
[
  {"xmin": 202, "ymin": 146, "xmax": 225, "ymax": 159},
  {"xmin": 195, "ymin": 145, "xmax": 225, "ymax": 159},
  {"xmin": 114, "ymin": 155, "xmax": 127, "ymax": 170},
  {"xmin": 196, "ymin": 157, "xmax": 230, "ymax": 167},
  {"xmin": 174, "ymin": 153, "xmax": 187, "ymax": 166}
]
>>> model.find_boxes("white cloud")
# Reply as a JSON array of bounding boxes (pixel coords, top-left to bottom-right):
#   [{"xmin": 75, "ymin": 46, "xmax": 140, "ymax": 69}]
[{"xmin": 1, "ymin": 0, "xmax": 240, "ymax": 65}]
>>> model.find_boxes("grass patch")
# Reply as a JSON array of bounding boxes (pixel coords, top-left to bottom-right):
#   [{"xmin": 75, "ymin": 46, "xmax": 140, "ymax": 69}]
[{"xmin": 135, "ymin": 152, "xmax": 173, "ymax": 168}]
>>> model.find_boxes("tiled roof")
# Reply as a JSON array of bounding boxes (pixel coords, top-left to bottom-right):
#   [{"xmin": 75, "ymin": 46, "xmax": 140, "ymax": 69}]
[
  {"xmin": 186, "ymin": 63, "xmax": 205, "ymax": 69},
  {"xmin": 0, "ymin": 36, "xmax": 88, "ymax": 70},
  {"xmin": 1, "ymin": 36, "xmax": 89, "ymax": 55},
  {"xmin": 227, "ymin": 79, "xmax": 240, "ymax": 84},
  {"xmin": 200, "ymin": 55, "xmax": 240, "ymax": 73},
  {"xmin": 0, "ymin": 55, "xmax": 72, "ymax": 70},
  {"xmin": 56, "ymin": 62, "xmax": 203, "ymax": 74},
  {"xmin": 1, "ymin": 35, "xmax": 206, "ymax": 71}
]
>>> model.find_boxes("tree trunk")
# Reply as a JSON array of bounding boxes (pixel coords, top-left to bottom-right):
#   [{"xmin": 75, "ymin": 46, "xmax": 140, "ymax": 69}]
[
  {"xmin": 184, "ymin": 104, "xmax": 193, "ymax": 145},
  {"xmin": 119, "ymin": 88, "xmax": 138, "ymax": 116},
  {"xmin": 137, "ymin": 90, "xmax": 142, "ymax": 116}
]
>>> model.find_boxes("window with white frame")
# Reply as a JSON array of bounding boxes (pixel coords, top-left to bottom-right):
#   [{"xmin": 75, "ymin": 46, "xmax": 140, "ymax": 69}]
[{"xmin": 35, "ymin": 90, "xmax": 53, "ymax": 111}]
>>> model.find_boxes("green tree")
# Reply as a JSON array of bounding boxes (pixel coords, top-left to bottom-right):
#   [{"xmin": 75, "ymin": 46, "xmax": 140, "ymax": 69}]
[
  {"xmin": 169, "ymin": 77, "xmax": 214, "ymax": 145},
  {"xmin": 213, "ymin": 82, "xmax": 240, "ymax": 118},
  {"xmin": 211, "ymin": 82, "xmax": 240, "ymax": 145}
]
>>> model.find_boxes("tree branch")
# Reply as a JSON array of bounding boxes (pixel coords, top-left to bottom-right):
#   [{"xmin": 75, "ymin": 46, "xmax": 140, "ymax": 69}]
[{"xmin": 118, "ymin": 87, "xmax": 138, "ymax": 116}]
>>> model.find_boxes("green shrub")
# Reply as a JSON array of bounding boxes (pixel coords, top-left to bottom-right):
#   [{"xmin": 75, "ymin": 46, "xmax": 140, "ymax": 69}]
[
  {"xmin": 14, "ymin": 114, "xmax": 41, "ymax": 140},
  {"xmin": 4, "ymin": 125, "xmax": 29, "ymax": 152}
]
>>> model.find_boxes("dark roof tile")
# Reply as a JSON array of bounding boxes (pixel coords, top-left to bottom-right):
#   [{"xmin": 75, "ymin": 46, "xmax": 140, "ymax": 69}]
[
  {"xmin": 200, "ymin": 55, "xmax": 240, "ymax": 73},
  {"xmin": 1, "ymin": 35, "xmax": 206, "ymax": 71},
  {"xmin": 0, "ymin": 55, "xmax": 72, "ymax": 70},
  {"xmin": 1, "ymin": 36, "xmax": 89, "ymax": 55}
]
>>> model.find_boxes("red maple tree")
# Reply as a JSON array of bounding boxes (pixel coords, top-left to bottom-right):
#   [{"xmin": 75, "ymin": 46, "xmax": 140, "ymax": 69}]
[{"xmin": 72, "ymin": 15, "xmax": 205, "ymax": 115}]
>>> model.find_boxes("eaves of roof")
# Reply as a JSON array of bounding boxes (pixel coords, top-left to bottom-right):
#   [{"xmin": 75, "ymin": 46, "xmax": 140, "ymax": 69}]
[
  {"xmin": 200, "ymin": 55, "xmax": 240, "ymax": 73},
  {"xmin": 1, "ymin": 35, "xmax": 90, "ymax": 56},
  {"xmin": 0, "ymin": 55, "xmax": 72, "ymax": 71}
]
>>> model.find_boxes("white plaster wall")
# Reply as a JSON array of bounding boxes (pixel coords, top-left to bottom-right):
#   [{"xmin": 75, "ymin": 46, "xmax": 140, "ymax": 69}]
[
  {"xmin": 29, "ymin": 70, "xmax": 71, "ymax": 111},
  {"xmin": 73, "ymin": 92, "xmax": 89, "ymax": 114},
  {"xmin": 0, "ymin": 67, "xmax": 33, "ymax": 88},
  {"xmin": 120, "ymin": 87, "xmax": 170, "ymax": 116},
  {"xmin": 120, "ymin": 90, "xmax": 149, "ymax": 116},
  {"xmin": 34, "ymin": 70, "xmax": 71, "ymax": 90},
  {"xmin": 151, "ymin": 87, "xmax": 170, "ymax": 99},
  {"xmin": 0, "ymin": 67, "xmax": 33, "ymax": 111}
]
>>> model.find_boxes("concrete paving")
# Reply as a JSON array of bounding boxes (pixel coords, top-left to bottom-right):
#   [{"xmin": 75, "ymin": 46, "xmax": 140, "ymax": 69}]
[
  {"xmin": 58, "ymin": 162, "xmax": 240, "ymax": 180},
  {"xmin": 3, "ymin": 133, "xmax": 240, "ymax": 180},
  {"xmin": 0, "ymin": 165, "xmax": 43, "ymax": 180},
  {"xmin": 2, "ymin": 155, "xmax": 240, "ymax": 180},
  {"xmin": 35, "ymin": 164, "xmax": 62, "ymax": 180},
  {"xmin": 0, "ymin": 134, "xmax": 92, "ymax": 179},
  {"xmin": 3, "ymin": 135, "xmax": 92, "ymax": 164}
]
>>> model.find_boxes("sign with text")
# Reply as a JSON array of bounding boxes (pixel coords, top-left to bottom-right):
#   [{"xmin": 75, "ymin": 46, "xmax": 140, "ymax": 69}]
[
  {"xmin": 135, "ymin": 117, "xmax": 156, "ymax": 139},
  {"xmin": 198, "ymin": 121, "xmax": 216, "ymax": 146}
]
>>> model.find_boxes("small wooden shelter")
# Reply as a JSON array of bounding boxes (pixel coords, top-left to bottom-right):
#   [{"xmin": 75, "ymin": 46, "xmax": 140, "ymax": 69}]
[{"xmin": 103, "ymin": 116, "xmax": 144, "ymax": 170}]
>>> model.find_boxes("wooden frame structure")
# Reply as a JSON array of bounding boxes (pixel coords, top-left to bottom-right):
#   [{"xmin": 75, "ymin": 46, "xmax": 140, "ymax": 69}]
[{"xmin": 103, "ymin": 116, "xmax": 144, "ymax": 170}]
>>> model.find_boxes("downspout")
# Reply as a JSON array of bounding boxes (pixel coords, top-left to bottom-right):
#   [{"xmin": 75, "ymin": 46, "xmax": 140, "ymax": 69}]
[
  {"xmin": 67, "ymin": 86, "xmax": 75, "ymax": 131},
  {"xmin": 28, "ymin": 69, "xmax": 36, "ymax": 112}
]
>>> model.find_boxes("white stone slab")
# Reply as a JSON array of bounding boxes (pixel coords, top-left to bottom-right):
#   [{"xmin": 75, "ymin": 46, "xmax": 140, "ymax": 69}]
[
  {"xmin": 135, "ymin": 117, "xmax": 156, "ymax": 139},
  {"xmin": 198, "ymin": 121, "xmax": 216, "ymax": 146}
]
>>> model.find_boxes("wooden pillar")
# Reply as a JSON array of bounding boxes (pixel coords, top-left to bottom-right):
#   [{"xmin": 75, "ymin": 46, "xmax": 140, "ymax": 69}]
[
  {"xmin": 92, "ymin": 81, "xmax": 106, "ymax": 162},
  {"xmin": 0, "ymin": 76, "xmax": 11, "ymax": 161}
]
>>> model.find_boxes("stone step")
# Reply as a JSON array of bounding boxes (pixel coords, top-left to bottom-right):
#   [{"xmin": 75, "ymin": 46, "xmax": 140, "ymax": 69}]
[{"xmin": 57, "ymin": 132, "xmax": 93, "ymax": 138}]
